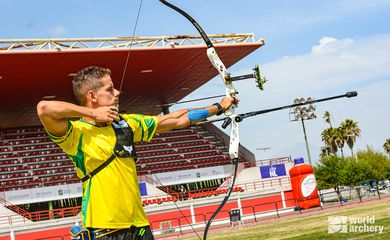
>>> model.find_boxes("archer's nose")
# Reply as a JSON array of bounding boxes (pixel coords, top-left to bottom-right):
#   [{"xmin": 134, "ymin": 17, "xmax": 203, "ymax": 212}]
[{"xmin": 114, "ymin": 88, "xmax": 120, "ymax": 97}]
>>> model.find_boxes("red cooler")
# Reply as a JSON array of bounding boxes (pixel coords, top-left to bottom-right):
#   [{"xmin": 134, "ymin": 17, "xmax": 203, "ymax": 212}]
[{"xmin": 289, "ymin": 157, "xmax": 320, "ymax": 209}]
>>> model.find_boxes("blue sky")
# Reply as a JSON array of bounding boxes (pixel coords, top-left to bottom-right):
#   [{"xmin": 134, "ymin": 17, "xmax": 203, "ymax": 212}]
[{"xmin": 2, "ymin": 0, "xmax": 390, "ymax": 163}]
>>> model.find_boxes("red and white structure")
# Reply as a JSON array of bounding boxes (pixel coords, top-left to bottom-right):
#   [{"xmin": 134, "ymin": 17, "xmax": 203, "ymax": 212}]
[{"xmin": 0, "ymin": 34, "xmax": 320, "ymax": 239}]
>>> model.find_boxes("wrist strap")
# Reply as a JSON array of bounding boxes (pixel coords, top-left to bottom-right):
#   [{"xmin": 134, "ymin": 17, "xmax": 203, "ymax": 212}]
[{"xmin": 213, "ymin": 103, "xmax": 223, "ymax": 116}]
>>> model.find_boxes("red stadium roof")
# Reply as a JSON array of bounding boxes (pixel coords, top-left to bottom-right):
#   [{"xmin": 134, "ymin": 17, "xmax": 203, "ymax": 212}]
[{"xmin": 0, "ymin": 35, "xmax": 264, "ymax": 128}]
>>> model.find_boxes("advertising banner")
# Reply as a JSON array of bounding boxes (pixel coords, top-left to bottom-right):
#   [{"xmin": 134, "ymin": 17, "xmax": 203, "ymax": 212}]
[{"xmin": 260, "ymin": 164, "xmax": 286, "ymax": 179}]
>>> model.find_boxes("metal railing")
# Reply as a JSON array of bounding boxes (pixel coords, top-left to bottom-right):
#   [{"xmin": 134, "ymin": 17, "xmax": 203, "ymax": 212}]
[
  {"xmin": 0, "ymin": 33, "xmax": 263, "ymax": 51},
  {"xmin": 256, "ymin": 156, "xmax": 292, "ymax": 166},
  {"xmin": 0, "ymin": 205, "xmax": 81, "ymax": 226},
  {"xmin": 140, "ymin": 176, "xmax": 292, "ymax": 204},
  {"xmin": 1, "ymin": 186, "xmax": 388, "ymax": 239}
]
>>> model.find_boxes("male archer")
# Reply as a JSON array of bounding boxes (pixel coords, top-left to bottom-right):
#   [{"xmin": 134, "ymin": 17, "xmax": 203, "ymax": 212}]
[{"xmin": 37, "ymin": 66, "xmax": 236, "ymax": 239}]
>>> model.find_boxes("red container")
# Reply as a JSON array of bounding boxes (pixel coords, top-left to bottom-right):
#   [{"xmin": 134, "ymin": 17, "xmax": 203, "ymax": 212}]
[{"xmin": 289, "ymin": 157, "xmax": 320, "ymax": 209}]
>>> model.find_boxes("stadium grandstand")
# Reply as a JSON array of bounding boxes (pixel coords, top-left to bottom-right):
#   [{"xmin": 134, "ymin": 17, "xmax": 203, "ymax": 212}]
[{"xmin": 0, "ymin": 34, "xmax": 299, "ymax": 239}]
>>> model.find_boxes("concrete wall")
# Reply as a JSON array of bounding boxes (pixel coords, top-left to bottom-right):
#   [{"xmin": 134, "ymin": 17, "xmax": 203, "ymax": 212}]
[{"xmin": 236, "ymin": 166, "xmax": 261, "ymax": 184}]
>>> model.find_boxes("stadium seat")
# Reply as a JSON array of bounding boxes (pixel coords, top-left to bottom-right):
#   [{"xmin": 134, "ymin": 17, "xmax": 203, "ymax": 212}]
[{"xmin": 0, "ymin": 125, "xmax": 237, "ymax": 190}]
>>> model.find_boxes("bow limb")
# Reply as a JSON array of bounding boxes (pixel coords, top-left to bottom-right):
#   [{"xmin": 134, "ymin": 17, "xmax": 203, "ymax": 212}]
[
  {"xmin": 159, "ymin": 1, "xmax": 240, "ymax": 239},
  {"xmin": 159, "ymin": 0, "xmax": 238, "ymax": 99}
]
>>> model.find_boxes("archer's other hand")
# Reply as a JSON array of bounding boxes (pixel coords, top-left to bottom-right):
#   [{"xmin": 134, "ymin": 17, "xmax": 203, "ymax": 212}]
[
  {"xmin": 92, "ymin": 106, "xmax": 120, "ymax": 124},
  {"xmin": 220, "ymin": 96, "xmax": 239, "ymax": 112}
]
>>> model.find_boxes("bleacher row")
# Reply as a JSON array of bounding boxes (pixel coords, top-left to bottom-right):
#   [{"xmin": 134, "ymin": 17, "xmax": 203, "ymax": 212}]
[{"xmin": 0, "ymin": 125, "xmax": 236, "ymax": 192}]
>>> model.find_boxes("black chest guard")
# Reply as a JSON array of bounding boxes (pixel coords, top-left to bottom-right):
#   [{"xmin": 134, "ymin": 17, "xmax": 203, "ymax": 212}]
[
  {"xmin": 112, "ymin": 117, "xmax": 137, "ymax": 159},
  {"xmin": 81, "ymin": 116, "xmax": 137, "ymax": 182}
]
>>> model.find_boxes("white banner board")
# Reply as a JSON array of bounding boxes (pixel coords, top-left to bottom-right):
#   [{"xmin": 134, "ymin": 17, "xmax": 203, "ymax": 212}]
[
  {"xmin": 4, "ymin": 183, "xmax": 82, "ymax": 205},
  {"xmin": 151, "ymin": 165, "xmax": 232, "ymax": 186}
]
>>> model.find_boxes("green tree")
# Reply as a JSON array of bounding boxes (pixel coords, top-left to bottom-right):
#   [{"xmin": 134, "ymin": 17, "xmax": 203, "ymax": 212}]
[
  {"xmin": 315, "ymin": 155, "xmax": 346, "ymax": 192},
  {"xmin": 357, "ymin": 147, "xmax": 389, "ymax": 181},
  {"xmin": 334, "ymin": 127, "xmax": 346, "ymax": 158},
  {"xmin": 340, "ymin": 119, "xmax": 361, "ymax": 157},
  {"xmin": 384, "ymin": 160, "xmax": 390, "ymax": 180},
  {"xmin": 340, "ymin": 157, "xmax": 373, "ymax": 186},
  {"xmin": 320, "ymin": 147, "xmax": 330, "ymax": 158},
  {"xmin": 383, "ymin": 138, "xmax": 390, "ymax": 158},
  {"xmin": 321, "ymin": 127, "xmax": 338, "ymax": 155},
  {"xmin": 323, "ymin": 111, "xmax": 333, "ymax": 128},
  {"xmin": 321, "ymin": 111, "xmax": 335, "ymax": 157}
]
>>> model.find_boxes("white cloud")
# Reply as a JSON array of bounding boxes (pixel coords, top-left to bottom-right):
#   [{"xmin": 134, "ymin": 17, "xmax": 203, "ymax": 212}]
[
  {"xmin": 256, "ymin": 34, "xmax": 390, "ymax": 160},
  {"xmin": 179, "ymin": 34, "xmax": 390, "ymax": 161},
  {"xmin": 261, "ymin": 34, "xmax": 390, "ymax": 96},
  {"xmin": 311, "ymin": 37, "xmax": 354, "ymax": 55},
  {"xmin": 50, "ymin": 25, "xmax": 66, "ymax": 36}
]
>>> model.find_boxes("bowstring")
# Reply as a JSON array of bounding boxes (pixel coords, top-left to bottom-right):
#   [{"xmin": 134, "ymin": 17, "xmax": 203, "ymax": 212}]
[
  {"xmin": 118, "ymin": 0, "xmax": 144, "ymax": 93},
  {"xmin": 152, "ymin": 173, "xmax": 202, "ymax": 240},
  {"xmin": 118, "ymin": 1, "xmax": 201, "ymax": 239}
]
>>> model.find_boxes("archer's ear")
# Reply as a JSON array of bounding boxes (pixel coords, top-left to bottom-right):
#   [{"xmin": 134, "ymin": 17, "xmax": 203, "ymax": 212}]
[{"xmin": 86, "ymin": 90, "xmax": 97, "ymax": 103}]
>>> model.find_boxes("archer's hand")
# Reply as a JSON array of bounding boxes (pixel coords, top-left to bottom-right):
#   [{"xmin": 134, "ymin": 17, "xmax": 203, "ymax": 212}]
[
  {"xmin": 220, "ymin": 96, "xmax": 239, "ymax": 112},
  {"xmin": 91, "ymin": 106, "xmax": 120, "ymax": 124}
]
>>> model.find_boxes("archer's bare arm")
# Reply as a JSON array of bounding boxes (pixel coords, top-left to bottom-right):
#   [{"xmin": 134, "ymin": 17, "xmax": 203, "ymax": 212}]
[
  {"xmin": 37, "ymin": 101, "xmax": 119, "ymax": 137},
  {"xmin": 156, "ymin": 97, "xmax": 236, "ymax": 133}
]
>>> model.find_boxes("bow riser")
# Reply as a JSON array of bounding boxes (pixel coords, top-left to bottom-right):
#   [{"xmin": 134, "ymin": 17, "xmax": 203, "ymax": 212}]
[
  {"xmin": 229, "ymin": 115, "xmax": 240, "ymax": 159},
  {"xmin": 206, "ymin": 47, "xmax": 238, "ymax": 116},
  {"xmin": 206, "ymin": 48, "xmax": 229, "ymax": 80},
  {"xmin": 206, "ymin": 48, "xmax": 235, "ymax": 92}
]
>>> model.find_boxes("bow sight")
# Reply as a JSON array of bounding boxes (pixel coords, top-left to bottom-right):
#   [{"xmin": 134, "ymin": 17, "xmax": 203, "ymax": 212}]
[
  {"xmin": 227, "ymin": 64, "xmax": 267, "ymax": 91},
  {"xmin": 222, "ymin": 64, "xmax": 267, "ymax": 129}
]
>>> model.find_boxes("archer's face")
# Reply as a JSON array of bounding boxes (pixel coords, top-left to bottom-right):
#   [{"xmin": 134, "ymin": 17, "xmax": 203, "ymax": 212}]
[{"xmin": 94, "ymin": 75, "xmax": 120, "ymax": 108}]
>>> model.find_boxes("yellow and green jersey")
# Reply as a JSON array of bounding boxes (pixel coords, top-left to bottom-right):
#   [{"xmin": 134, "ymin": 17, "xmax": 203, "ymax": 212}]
[{"xmin": 47, "ymin": 114, "xmax": 158, "ymax": 229}]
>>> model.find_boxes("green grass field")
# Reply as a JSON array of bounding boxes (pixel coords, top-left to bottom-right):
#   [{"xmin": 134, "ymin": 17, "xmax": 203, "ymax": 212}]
[{"xmin": 181, "ymin": 199, "xmax": 390, "ymax": 240}]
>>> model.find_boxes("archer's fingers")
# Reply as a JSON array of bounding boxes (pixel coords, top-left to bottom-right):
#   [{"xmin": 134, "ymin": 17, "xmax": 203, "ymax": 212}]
[
  {"xmin": 110, "ymin": 107, "xmax": 119, "ymax": 113},
  {"xmin": 109, "ymin": 113, "xmax": 120, "ymax": 122}
]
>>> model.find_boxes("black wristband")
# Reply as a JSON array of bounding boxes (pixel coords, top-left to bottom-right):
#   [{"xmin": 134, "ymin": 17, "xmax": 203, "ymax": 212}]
[{"xmin": 212, "ymin": 103, "xmax": 224, "ymax": 116}]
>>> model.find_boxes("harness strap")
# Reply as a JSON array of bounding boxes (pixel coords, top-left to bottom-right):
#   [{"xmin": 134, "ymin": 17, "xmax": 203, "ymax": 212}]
[{"xmin": 81, "ymin": 154, "xmax": 116, "ymax": 182}]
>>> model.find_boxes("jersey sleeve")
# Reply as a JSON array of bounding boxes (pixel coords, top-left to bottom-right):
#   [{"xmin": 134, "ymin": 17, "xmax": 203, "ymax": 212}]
[
  {"xmin": 121, "ymin": 114, "xmax": 158, "ymax": 142},
  {"xmin": 45, "ymin": 120, "xmax": 88, "ymax": 177},
  {"xmin": 45, "ymin": 120, "xmax": 80, "ymax": 165},
  {"xmin": 46, "ymin": 120, "xmax": 75, "ymax": 150}
]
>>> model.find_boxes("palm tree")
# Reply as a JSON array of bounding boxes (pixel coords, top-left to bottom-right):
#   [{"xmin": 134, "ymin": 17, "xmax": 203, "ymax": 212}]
[
  {"xmin": 321, "ymin": 127, "xmax": 338, "ymax": 155},
  {"xmin": 340, "ymin": 119, "xmax": 361, "ymax": 157},
  {"xmin": 323, "ymin": 111, "xmax": 333, "ymax": 128},
  {"xmin": 334, "ymin": 127, "xmax": 346, "ymax": 158},
  {"xmin": 384, "ymin": 138, "xmax": 390, "ymax": 158},
  {"xmin": 320, "ymin": 147, "xmax": 329, "ymax": 158}
]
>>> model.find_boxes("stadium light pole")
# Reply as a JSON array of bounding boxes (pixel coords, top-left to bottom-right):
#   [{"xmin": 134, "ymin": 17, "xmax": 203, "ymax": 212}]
[{"xmin": 289, "ymin": 97, "xmax": 317, "ymax": 165}]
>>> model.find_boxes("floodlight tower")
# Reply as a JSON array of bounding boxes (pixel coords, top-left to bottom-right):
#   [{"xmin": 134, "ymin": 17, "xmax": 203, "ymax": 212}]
[{"xmin": 289, "ymin": 97, "xmax": 317, "ymax": 165}]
